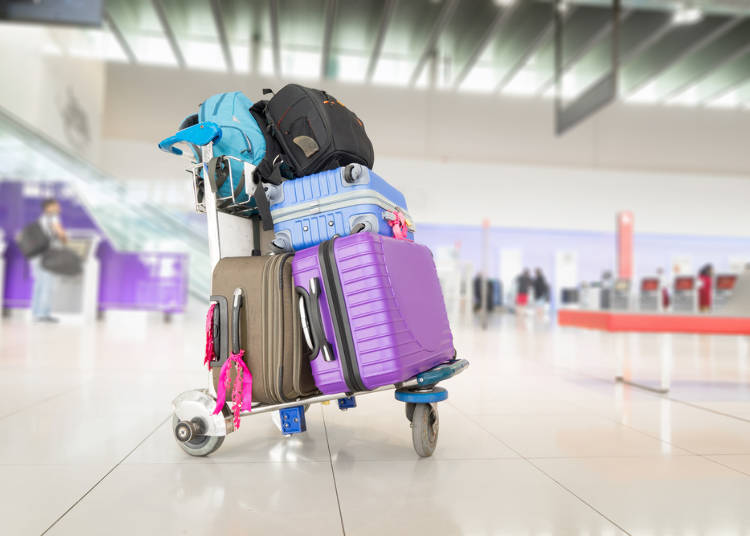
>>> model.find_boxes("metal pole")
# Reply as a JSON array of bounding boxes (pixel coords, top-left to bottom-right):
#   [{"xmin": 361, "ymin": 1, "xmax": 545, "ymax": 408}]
[{"xmin": 480, "ymin": 219, "xmax": 490, "ymax": 330}]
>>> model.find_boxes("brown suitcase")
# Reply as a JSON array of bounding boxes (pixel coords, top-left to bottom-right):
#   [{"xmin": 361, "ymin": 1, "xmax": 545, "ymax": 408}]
[{"xmin": 210, "ymin": 254, "xmax": 317, "ymax": 405}]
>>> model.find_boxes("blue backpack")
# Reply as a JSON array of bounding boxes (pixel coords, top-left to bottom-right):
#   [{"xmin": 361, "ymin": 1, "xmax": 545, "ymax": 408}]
[{"xmin": 178, "ymin": 91, "xmax": 266, "ymax": 211}]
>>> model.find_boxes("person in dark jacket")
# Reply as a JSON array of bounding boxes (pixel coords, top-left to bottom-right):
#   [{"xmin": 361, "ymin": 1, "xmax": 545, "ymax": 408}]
[
  {"xmin": 516, "ymin": 269, "xmax": 532, "ymax": 306},
  {"xmin": 31, "ymin": 198, "xmax": 67, "ymax": 322},
  {"xmin": 532, "ymin": 268, "xmax": 549, "ymax": 304},
  {"xmin": 698, "ymin": 263, "xmax": 714, "ymax": 312}
]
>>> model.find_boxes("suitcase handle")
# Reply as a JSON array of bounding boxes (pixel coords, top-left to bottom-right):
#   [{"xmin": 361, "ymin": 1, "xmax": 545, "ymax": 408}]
[
  {"xmin": 232, "ymin": 288, "xmax": 243, "ymax": 355},
  {"xmin": 296, "ymin": 279, "xmax": 335, "ymax": 362}
]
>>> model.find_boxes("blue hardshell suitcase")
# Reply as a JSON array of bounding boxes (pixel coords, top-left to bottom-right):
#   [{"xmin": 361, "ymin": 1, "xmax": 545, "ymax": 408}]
[{"xmin": 266, "ymin": 164, "xmax": 414, "ymax": 252}]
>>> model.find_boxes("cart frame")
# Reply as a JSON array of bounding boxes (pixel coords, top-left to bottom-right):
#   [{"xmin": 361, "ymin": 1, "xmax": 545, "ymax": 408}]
[{"xmin": 162, "ymin": 122, "xmax": 469, "ymax": 457}]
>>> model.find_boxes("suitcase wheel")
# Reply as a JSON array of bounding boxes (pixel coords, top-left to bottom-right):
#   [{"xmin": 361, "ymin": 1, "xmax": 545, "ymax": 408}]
[
  {"xmin": 172, "ymin": 405, "xmax": 229, "ymax": 457},
  {"xmin": 411, "ymin": 403, "xmax": 439, "ymax": 458}
]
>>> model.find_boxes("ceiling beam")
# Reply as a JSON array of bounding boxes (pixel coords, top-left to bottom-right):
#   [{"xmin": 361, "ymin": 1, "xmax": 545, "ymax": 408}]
[
  {"xmin": 366, "ymin": 0, "xmax": 398, "ymax": 83},
  {"xmin": 250, "ymin": 0, "xmax": 262, "ymax": 73},
  {"xmin": 210, "ymin": 0, "xmax": 233, "ymax": 72},
  {"xmin": 103, "ymin": 10, "xmax": 136, "ymax": 64},
  {"xmin": 617, "ymin": 16, "xmax": 672, "ymax": 68},
  {"xmin": 452, "ymin": 1, "xmax": 520, "ymax": 91},
  {"xmin": 662, "ymin": 21, "xmax": 750, "ymax": 102},
  {"xmin": 536, "ymin": 9, "xmax": 632, "ymax": 96},
  {"xmin": 700, "ymin": 56, "xmax": 750, "ymax": 104},
  {"xmin": 624, "ymin": 18, "xmax": 740, "ymax": 97},
  {"xmin": 269, "ymin": 0, "xmax": 281, "ymax": 77},
  {"xmin": 408, "ymin": 0, "xmax": 459, "ymax": 87},
  {"xmin": 495, "ymin": 6, "xmax": 573, "ymax": 93},
  {"xmin": 152, "ymin": 0, "xmax": 185, "ymax": 68},
  {"xmin": 320, "ymin": 0, "xmax": 337, "ymax": 79}
]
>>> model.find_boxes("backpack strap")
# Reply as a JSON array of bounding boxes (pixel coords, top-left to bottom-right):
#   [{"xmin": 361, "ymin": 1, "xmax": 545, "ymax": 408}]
[
  {"xmin": 249, "ymin": 100, "xmax": 287, "ymax": 231},
  {"xmin": 206, "ymin": 156, "xmax": 246, "ymax": 205},
  {"xmin": 252, "ymin": 175, "xmax": 275, "ymax": 231}
]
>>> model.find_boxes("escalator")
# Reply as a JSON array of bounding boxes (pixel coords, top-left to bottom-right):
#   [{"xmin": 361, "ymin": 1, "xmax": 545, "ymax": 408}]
[{"xmin": 0, "ymin": 105, "xmax": 211, "ymax": 300}]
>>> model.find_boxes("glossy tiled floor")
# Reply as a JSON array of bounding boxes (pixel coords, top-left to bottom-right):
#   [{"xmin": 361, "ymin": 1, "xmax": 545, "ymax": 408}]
[{"xmin": 2, "ymin": 307, "xmax": 750, "ymax": 535}]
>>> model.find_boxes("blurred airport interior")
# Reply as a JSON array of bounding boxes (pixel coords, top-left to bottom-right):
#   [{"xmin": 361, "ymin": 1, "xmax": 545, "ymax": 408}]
[{"xmin": 2, "ymin": 0, "xmax": 750, "ymax": 534}]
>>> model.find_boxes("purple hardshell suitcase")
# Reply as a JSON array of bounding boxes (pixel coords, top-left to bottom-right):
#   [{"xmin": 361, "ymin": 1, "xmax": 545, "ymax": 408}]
[{"xmin": 292, "ymin": 232, "xmax": 455, "ymax": 394}]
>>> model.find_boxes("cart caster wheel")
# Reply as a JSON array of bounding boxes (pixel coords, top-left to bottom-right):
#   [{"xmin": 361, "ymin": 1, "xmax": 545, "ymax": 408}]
[
  {"xmin": 172, "ymin": 406, "xmax": 229, "ymax": 457},
  {"xmin": 405, "ymin": 402, "xmax": 416, "ymax": 422},
  {"xmin": 411, "ymin": 403, "xmax": 439, "ymax": 457}
]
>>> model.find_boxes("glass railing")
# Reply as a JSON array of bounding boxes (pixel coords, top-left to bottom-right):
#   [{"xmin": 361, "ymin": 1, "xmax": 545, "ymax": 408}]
[{"xmin": 0, "ymin": 105, "xmax": 210, "ymax": 300}]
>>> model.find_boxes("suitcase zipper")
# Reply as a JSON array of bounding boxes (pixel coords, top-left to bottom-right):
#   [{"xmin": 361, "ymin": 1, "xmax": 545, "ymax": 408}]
[{"xmin": 318, "ymin": 238, "xmax": 366, "ymax": 392}]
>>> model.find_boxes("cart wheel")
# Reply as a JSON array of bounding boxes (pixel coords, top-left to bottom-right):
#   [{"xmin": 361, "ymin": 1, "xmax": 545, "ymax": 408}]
[
  {"xmin": 405, "ymin": 402, "xmax": 416, "ymax": 422},
  {"xmin": 411, "ymin": 403, "xmax": 439, "ymax": 457},
  {"xmin": 172, "ymin": 406, "xmax": 229, "ymax": 457}
]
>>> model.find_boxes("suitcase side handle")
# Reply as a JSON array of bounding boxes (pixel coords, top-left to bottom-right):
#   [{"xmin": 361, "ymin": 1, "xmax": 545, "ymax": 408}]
[
  {"xmin": 232, "ymin": 288, "xmax": 244, "ymax": 355},
  {"xmin": 296, "ymin": 279, "xmax": 335, "ymax": 362}
]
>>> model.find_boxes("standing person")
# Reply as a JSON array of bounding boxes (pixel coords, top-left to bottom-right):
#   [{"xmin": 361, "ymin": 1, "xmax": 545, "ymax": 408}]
[
  {"xmin": 516, "ymin": 269, "xmax": 532, "ymax": 307},
  {"xmin": 532, "ymin": 268, "xmax": 549, "ymax": 305},
  {"xmin": 656, "ymin": 267, "xmax": 670, "ymax": 310},
  {"xmin": 697, "ymin": 263, "xmax": 714, "ymax": 313},
  {"xmin": 30, "ymin": 198, "xmax": 67, "ymax": 322}
]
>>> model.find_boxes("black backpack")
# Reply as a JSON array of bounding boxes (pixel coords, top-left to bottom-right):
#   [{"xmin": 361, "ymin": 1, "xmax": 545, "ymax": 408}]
[
  {"xmin": 16, "ymin": 221, "xmax": 50, "ymax": 259},
  {"xmin": 249, "ymin": 84, "xmax": 374, "ymax": 229}
]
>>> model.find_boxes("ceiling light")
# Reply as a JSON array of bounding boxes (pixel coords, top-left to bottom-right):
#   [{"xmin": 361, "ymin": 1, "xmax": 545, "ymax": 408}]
[
  {"xmin": 672, "ymin": 4, "xmax": 703, "ymax": 25},
  {"xmin": 626, "ymin": 82, "xmax": 659, "ymax": 104},
  {"xmin": 372, "ymin": 57, "xmax": 412, "ymax": 87},
  {"xmin": 502, "ymin": 69, "xmax": 543, "ymax": 96},
  {"xmin": 130, "ymin": 35, "xmax": 178, "ymax": 67},
  {"xmin": 182, "ymin": 40, "xmax": 226, "ymax": 72},
  {"xmin": 459, "ymin": 66, "xmax": 495, "ymax": 93},
  {"xmin": 708, "ymin": 90, "xmax": 740, "ymax": 109},
  {"xmin": 493, "ymin": 0, "xmax": 517, "ymax": 7},
  {"xmin": 335, "ymin": 53, "xmax": 368, "ymax": 83},
  {"xmin": 281, "ymin": 49, "xmax": 321, "ymax": 80}
]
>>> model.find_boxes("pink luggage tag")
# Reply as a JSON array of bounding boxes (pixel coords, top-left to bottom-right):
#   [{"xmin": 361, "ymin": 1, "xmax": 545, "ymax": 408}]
[
  {"xmin": 204, "ymin": 302, "xmax": 216, "ymax": 369},
  {"xmin": 385, "ymin": 210, "xmax": 413, "ymax": 241},
  {"xmin": 213, "ymin": 350, "xmax": 253, "ymax": 430}
]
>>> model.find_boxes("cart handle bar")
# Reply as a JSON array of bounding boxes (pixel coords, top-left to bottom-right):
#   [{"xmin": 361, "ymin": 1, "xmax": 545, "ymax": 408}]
[{"xmin": 158, "ymin": 121, "xmax": 222, "ymax": 156}]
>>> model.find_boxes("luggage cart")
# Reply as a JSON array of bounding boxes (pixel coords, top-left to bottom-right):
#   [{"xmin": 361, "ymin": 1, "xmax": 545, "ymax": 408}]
[{"xmin": 160, "ymin": 121, "xmax": 469, "ymax": 458}]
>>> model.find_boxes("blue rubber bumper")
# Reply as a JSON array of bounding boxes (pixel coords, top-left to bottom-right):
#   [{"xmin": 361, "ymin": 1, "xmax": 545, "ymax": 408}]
[{"xmin": 395, "ymin": 386, "xmax": 448, "ymax": 404}]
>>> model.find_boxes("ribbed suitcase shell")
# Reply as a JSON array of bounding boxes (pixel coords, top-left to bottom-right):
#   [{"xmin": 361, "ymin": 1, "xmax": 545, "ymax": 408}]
[
  {"xmin": 268, "ymin": 165, "xmax": 413, "ymax": 252},
  {"xmin": 292, "ymin": 232, "xmax": 455, "ymax": 394}
]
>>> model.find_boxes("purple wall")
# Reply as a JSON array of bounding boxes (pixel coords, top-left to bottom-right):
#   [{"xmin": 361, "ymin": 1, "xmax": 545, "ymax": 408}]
[
  {"xmin": 1, "ymin": 181, "xmax": 188, "ymax": 313},
  {"xmin": 417, "ymin": 223, "xmax": 750, "ymax": 304}
]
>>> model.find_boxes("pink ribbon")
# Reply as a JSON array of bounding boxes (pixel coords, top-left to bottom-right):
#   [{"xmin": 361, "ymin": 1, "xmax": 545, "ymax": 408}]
[
  {"xmin": 213, "ymin": 350, "xmax": 253, "ymax": 429},
  {"xmin": 204, "ymin": 302, "xmax": 216, "ymax": 369},
  {"xmin": 387, "ymin": 210, "xmax": 412, "ymax": 241}
]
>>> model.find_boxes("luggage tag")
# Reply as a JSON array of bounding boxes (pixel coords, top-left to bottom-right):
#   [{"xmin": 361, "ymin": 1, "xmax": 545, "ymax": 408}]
[
  {"xmin": 212, "ymin": 288, "xmax": 253, "ymax": 429},
  {"xmin": 204, "ymin": 302, "xmax": 217, "ymax": 369},
  {"xmin": 384, "ymin": 210, "xmax": 414, "ymax": 241}
]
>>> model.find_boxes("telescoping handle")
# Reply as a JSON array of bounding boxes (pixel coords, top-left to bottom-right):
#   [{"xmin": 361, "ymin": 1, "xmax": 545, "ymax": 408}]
[
  {"xmin": 297, "ymin": 278, "xmax": 335, "ymax": 362},
  {"xmin": 232, "ymin": 288, "xmax": 244, "ymax": 354},
  {"xmin": 158, "ymin": 121, "xmax": 223, "ymax": 156}
]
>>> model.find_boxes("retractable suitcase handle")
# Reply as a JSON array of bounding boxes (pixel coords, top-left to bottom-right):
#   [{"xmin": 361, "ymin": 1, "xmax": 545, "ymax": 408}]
[
  {"xmin": 232, "ymin": 288, "xmax": 243, "ymax": 354},
  {"xmin": 296, "ymin": 278, "xmax": 335, "ymax": 362}
]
